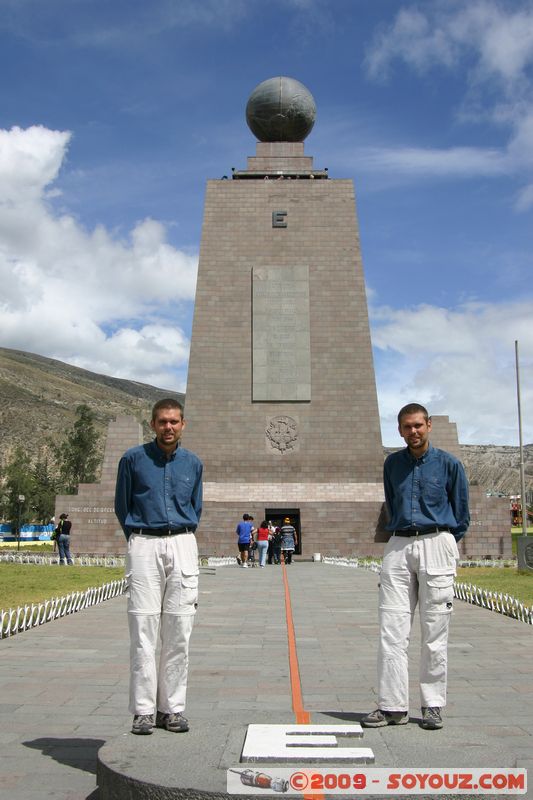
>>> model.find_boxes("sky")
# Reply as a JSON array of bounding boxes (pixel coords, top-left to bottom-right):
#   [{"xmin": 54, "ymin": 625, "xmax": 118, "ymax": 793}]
[{"xmin": 1, "ymin": 0, "xmax": 532, "ymax": 446}]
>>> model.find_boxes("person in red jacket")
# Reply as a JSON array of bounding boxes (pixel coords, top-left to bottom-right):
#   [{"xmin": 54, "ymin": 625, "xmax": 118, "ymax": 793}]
[{"xmin": 255, "ymin": 521, "xmax": 270, "ymax": 568}]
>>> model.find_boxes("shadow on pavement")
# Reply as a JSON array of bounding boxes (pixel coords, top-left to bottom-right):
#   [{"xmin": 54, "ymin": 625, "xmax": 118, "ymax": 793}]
[{"xmin": 23, "ymin": 737, "xmax": 105, "ymax": 775}]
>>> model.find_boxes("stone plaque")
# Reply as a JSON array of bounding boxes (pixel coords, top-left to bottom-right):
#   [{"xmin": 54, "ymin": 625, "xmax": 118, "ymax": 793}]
[
  {"xmin": 252, "ymin": 265, "xmax": 311, "ymax": 401},
  {"xmin": 266, "ymin": 415, "xmax": 299, "ymax": 454},
  {"xmin": 241, "ymin": 724, "xmax": 374, "ymax": 764}
]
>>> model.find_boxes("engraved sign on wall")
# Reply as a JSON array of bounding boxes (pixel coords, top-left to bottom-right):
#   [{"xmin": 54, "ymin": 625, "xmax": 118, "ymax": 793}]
[
  {"xmin": 252, "ymin": 265, "xmax": 311, "ymax": 401},
  {"xmin": 266, "ymin": 416, "xmax": 299, "ymax": 454}
]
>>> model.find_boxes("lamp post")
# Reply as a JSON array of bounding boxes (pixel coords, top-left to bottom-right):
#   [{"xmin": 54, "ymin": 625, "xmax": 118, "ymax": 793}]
[
  {"xmin": 17, "ymin": 494, "xmax": 25, "ymax": 552},
  {"xmin": 515, "ymin": 341, "xmax": 532, "ymax": 572}
]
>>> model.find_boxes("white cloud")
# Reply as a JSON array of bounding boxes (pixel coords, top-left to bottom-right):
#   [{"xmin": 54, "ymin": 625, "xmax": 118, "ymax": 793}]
[
  {"xmin": 362, "ymin": 2, "xmax": 533, "ymax": 197},
  {"xmin": 515, "ymin": 183, "xmax": 533, "ymax": 211},
  {"xmin": 371, "ymin": 299, "xmax": 533, "ymax": 445},
  {"xmin": 365, "ymin": 8, "xmax": 458, "ymax": 79},
  {"xmin": 355, "ymin": 145, "xmax": 508, "ymax": 178},
  {"xmin": 0, "ymin": 125, "xmax": 197, "ymax": 390},
  {"xmin": 0, "ymin": 0, "xmax": 250, "ymax": 46},
  {"xmin": 365, "ymin": 2, "xmax": 533, "ymax": 87},
  {"xmin": 0, "ymin": 125, "xmax": 69, "ymax": 203}
]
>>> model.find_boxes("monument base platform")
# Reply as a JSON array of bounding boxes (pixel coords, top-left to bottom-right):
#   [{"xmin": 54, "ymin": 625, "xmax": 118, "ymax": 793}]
[
  {"xmin": 97, "ymin": 721, "xmax": 251, "ymax": 799},
  {"xmin": 96, "ymin": 718, "xmax": 374, "ymax": 799}
]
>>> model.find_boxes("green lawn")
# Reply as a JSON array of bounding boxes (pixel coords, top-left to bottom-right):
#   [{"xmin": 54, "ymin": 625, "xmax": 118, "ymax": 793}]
[
  {"xmin": 0, "ymin": 543, "xmax": 55, "ymax": 553},
  {"xmin": 456, "ymin": 567, "xmax": 533, "ymax": 607},
  {"xmin": 1, "ymin": 562, "xmax": 532, "ymax": 615},
  {"xmin": 0, "ymin": 563, "xmax": 125, "ymax": 609}
]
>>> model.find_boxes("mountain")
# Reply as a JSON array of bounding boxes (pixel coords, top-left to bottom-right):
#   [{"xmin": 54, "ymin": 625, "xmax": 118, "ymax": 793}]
[
  {"xmin": 0, "ymin": 347, "xmax": 184, "ymax": 469},
  {"xmin": 0, "ymin": 347, "xmax": 531, "ymax": 496},
  {"xmin": 460, "ymin": 443, "xmax": 533, "ymax": 496}
]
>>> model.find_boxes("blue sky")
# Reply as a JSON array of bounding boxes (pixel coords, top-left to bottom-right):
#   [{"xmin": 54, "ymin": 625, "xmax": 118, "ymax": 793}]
[{"xmin": 1, "ymin": 0, "xmax": 532, "ymax": 446}]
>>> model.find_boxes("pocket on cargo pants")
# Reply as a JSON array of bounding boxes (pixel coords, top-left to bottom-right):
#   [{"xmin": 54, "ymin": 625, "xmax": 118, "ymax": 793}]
[{"xmin": 424, "ymin": 572, "xmax": 454, "ymax": 613}]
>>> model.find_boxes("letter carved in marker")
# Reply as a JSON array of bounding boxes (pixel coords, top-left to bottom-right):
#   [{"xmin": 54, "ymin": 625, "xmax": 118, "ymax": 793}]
[{"xmin": 272, "ymin": 211, "xmax": 287, "ymax": 228}]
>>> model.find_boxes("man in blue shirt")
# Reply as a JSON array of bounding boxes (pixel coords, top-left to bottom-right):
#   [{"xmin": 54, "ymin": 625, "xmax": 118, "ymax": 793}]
[
  {"xmin": 115, "ymin": 398, "xmax": 203, "ymax": 736},
  {"xmin": 362, "ymin": 403, "xmax": 469, "ymax": 732},
  {"xmin": 235, "ymin": 514, "xmax": 253, "ymax": 568}
]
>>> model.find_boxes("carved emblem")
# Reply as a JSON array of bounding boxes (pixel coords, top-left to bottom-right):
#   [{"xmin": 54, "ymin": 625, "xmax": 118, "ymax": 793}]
[{"xmin": 266, "ymin": 416, "xmax": 298, "ymax": 453}]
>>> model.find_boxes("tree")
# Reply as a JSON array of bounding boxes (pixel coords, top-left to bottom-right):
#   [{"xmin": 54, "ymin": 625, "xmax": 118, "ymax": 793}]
[
  {"xmin": 31, "ymin": 454, "xmax": 59, "ymax": 523},
  {"xmin": 2, "ymin": 447, "xmax": 33, "ymax": 529},
  {"xmin": 53, "ymin": 404, "xmax": 101, "ymax": 494}
]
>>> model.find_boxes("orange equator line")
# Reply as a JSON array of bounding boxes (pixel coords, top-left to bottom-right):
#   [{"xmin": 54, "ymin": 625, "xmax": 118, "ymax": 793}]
[
  {"xmin": 282, "ymin": 563, "xmax": 325, "ymax": 800},
  {"xmin": 282, "ymin": 561, "xmax": 310, "ymax": 724}
]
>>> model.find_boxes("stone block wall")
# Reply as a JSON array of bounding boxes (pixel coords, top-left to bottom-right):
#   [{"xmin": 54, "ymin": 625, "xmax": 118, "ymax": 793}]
[
  {"xmin": 430, "ymin": 416, "xmax": 511, "ymax": 558},
  {"xmin": 54, "ymin": 416, "xmax": 142, "ymax": 555}
]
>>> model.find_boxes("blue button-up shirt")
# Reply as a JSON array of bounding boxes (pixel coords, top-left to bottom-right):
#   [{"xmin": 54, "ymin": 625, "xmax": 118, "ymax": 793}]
[
  {"xmin": 384, "ymin": 444, "xmax": 469, "ymax": 541},
  {"xmin": 115, "ymin": 440, "xmax": 203, "ymax": 540}
]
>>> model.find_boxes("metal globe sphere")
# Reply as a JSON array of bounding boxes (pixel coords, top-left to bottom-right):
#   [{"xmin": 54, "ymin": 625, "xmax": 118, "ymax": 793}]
[{"xmin": 246, "ymin": 77, "xmax": 316, "ymax": 142}]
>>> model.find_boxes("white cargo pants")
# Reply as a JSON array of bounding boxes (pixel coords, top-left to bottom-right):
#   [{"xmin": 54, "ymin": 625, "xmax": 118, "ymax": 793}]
[
  {"xmin": 378, "ymin": 531, "xmax": 460, "ymax": 712},
  {"xmin": 126, "ymin": 533, "xmax": 199, "ymax": 716}
]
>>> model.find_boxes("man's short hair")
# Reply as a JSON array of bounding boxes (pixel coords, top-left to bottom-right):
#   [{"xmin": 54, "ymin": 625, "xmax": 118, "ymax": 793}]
[
  {"xmin": 151, "ymin": 398, "xmax": 184, "ymax": 421},
  {"xmin": 397, "ymin": 403, "xmax": 429, "ymax": 424},
  {"xmin": 243, "ymin": 514, "xmax": 249, "ymax": 520}
]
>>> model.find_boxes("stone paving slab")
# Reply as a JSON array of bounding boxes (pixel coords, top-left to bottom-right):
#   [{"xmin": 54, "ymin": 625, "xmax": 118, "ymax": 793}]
[{"xmin": 0, "ymin": 562, "xmax": 531, "ymax": 799}]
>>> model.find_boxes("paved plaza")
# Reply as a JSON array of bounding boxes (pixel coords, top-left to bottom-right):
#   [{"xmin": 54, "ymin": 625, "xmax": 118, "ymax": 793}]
[{"xmin": 0, "ymin": 562, "xmax": 532, "ymax": 798}]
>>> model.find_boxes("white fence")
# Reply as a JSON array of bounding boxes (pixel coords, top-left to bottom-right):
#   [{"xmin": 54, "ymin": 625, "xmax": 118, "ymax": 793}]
[
  {"xmin": 2, "ymin": 555, "xmax": 531, "ymax": 636},
  {"xmin": 0, "ymin": 578, "xmax": 127, "ymax": 639},
  {"xmin": 454, "ymin": 582, "xmax": 533, "ymax": 625},
  {"xmin": 322, "ymin": 556, "xmax": 381, "ymax": 572},
  {"xmin": 0, "ymin": 555, "xmax": 236, "ymax": 639},
  {"xmin": 203, "ymin": 556, "xmax": 240, "ymax": 567},
  {"xmin": 322, "ymin": 556, "xmax": 533, "ymax": 626},
  {"xmin": 0, "ymin": 553, "xmax": 126, "ymax": 567}
]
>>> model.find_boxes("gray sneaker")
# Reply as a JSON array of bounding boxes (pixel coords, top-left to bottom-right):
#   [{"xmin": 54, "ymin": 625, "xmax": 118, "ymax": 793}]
[
  {"xmin": 156, "ymin": 710, "xmax": 189, "ymax": 732},
  {"xmin": 421, "ymin": 706, "xmax": 443, "ymax": 729},
  {"xmin": 131, "ymin": 714, "xmax": 154, "ymax": 735},
  {"xmin": 361, "ymin": 708, "xmax": 409, "ymax": 728}
]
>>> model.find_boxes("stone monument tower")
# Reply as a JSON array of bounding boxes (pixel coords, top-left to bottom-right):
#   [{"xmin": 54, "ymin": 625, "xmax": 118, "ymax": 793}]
[{"xmin": 183, "ymin": 77, "xmax": 385, "ymax": 556}]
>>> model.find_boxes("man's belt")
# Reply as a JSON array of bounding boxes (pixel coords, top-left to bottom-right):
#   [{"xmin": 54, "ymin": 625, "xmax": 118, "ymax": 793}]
[
  {"xmin": 393, "ymin": 527, "xmax": 450, "ymax": 537},
  {"xmin": 131, "ymin": 527, "xmax": 193, "ymax": 536}
]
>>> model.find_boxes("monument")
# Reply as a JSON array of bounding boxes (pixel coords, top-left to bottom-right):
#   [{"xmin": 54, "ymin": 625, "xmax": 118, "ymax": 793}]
[
  {"xmin": 57, "ymin": 77, "xmax": 510, "ymax": 560},
  {"xmin": 426, "ymin": 416, "xmax": 511, "ymax": 559},
  {"xmin": 183, "ymin": 77, "xmax": 386, "ymax": 557},
  {"xmin": 54, "ymin": 416, "xmax": 142, "ymax": 555}
]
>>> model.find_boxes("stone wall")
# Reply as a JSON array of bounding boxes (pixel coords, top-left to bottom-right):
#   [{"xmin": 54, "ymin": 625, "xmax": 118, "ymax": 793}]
[{"xmin": 54, "ymin": 416, "xmax": 142, "ymax": 555}]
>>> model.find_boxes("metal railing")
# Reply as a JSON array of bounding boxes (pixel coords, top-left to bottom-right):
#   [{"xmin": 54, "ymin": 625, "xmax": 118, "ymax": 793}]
[{"xmin": 0, "ymin": 578, "xmax": 127, "ymax": 639}]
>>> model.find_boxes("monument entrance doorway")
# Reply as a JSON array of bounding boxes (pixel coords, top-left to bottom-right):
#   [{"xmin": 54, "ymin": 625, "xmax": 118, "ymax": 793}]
[{"xmin": 265, "ymin": 508, "xmax": 301, "ymax": 556}]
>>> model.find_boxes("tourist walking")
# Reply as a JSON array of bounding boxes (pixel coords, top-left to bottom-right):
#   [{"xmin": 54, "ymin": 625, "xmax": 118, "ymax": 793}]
[
  {"xmin": 280, "ymin": 517, "xmax": 297, "ymax": 564},
  {"xmin": 255, "ymin": 521, "xmax": 270, "ymax": 568},
  {"xmin": 56, "ymin": 513, "xmax": 73, "ymax": 565},
  {"xmin": 362, "ymin": 403, "xmax": 469, "ymax": 732},
  {"xmin": 271, "ymin": 525, "xmax": 282, "ymax": 564},
  {"xmin": 235, "ymin": 513, "xmax": 253, "ymax": 568},
  {"xmin": 115, "ymin": 398, "xmax": 203, "ymax": 736},
  {"xmin": 267, "ymin": 520, "xmax": 276, "ymax": 564}
]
